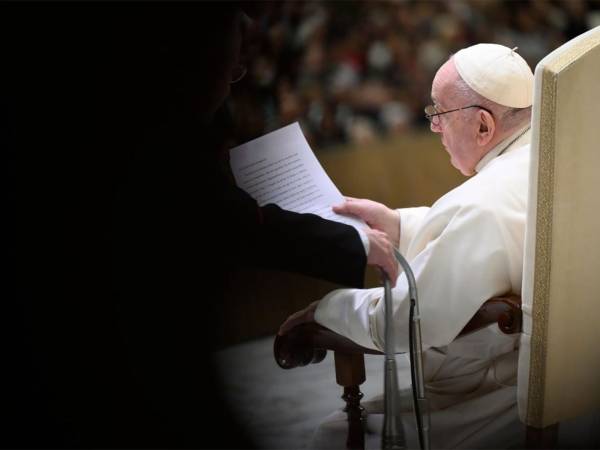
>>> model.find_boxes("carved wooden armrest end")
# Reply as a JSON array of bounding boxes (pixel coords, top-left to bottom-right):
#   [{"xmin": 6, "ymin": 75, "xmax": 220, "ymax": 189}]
[
  {"xmin": 273, "ymin": 323, "xmax": 381, "ymax": 370},
  {"xmin": 273, "ymin": 323, "xmax": 327, "ymax": 369}
]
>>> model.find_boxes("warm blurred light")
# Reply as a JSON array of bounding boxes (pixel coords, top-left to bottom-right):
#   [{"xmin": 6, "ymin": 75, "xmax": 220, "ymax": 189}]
[{"xmin": 230, "ymin": 0, "xmax": 599, "ymax": 149}]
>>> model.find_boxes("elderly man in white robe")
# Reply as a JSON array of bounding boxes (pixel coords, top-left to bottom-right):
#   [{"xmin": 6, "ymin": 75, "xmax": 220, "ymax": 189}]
[{"xmin": 279, "ymin": 43, "xmax": 534, "ymax": 449}]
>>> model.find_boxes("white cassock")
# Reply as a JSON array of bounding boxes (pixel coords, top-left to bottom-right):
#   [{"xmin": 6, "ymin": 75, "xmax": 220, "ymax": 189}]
[{"xmin": 311, "ymin": 126, "xmax": 532, "ymax": 449}]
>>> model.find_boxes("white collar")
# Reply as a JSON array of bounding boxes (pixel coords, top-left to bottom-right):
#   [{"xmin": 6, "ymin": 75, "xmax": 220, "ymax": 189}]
[{"xmin": 474, "ymin": 124, "xmax": 531, "ymax": 173}]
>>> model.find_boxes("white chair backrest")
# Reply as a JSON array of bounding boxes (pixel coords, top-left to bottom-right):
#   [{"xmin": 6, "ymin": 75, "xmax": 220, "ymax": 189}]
[{"xmin": 519, "ymin": 25, "xmax": 600, "ymax": 428}]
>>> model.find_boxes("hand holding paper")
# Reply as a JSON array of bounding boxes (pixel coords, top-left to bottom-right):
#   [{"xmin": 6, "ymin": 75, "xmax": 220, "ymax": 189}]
[
  {"xmin": 333, "ymin": 197, "xmax": 400, "ymax": 249},
  {"xmin": 229, "ymin": 122, "xmax": 367, "ymax": 232},
  {"xmin": 229, "ymin": 122, "xmax": 399, "ymax": 284}
]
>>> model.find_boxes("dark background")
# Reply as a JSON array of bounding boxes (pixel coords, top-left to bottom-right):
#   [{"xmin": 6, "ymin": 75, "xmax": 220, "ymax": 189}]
[{"xmin": 4, "ymin": 3, "xmax": 258, "ymax": 448}]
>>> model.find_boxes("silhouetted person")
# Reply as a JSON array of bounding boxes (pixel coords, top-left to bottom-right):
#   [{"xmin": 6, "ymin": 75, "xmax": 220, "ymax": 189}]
[{"xmin": 5, "ymin": 2, "xmax": 398, "ymax": 448}]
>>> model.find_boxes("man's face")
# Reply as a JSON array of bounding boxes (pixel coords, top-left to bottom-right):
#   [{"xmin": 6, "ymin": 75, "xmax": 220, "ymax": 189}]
[
  {"xmin": 429, "ymin": 60, "xmax": 480, "ymax": 176},
  {"xmin": 203, "ymin": 10, "xmax": 245, "ymax": 120}
]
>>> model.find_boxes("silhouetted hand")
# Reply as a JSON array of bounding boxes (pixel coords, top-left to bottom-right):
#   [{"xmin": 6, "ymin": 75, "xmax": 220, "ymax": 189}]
[{"xmin": 278, "ymin": 300, "xmax": 319, "ymax": 336}]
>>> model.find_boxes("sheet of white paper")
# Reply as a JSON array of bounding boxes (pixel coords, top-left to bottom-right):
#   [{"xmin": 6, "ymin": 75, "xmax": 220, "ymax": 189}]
[{"xmin": 229, "ymin": 122, "xmax": 366, "ymax": 232}]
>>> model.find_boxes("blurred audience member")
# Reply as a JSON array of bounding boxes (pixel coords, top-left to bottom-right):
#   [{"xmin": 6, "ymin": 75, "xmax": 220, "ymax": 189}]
[{"xmin": 229, "ymin": 0, "xmax": 600, "ymax": 149}]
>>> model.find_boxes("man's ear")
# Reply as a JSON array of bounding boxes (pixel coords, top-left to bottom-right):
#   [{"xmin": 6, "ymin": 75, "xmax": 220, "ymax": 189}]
[{"xmin": 476, "ymin": 109, "xmax": 495, "ymax": 146}]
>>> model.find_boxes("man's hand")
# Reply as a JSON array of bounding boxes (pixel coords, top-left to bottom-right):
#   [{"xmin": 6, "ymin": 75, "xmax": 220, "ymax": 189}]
[
  {"xmin": 278, "ymin": 301, "xmax": 319, "ymax": 336},
  {"xmin": 334, "ymin": 197, "xmax": 400, "ymax": 247},
  {"xmin": 334, "ymin": 197, "xmax": 400, "ymax": 284},
  {"xmin": 363, "ymin": 227, "xmax": 399, "ymax": 285}
]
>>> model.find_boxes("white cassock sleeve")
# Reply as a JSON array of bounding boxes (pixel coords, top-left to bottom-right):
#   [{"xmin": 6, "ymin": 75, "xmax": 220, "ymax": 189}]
[
  {"xmin": 314, "ymin": 203, "xmax": 514, "ymax": 353},
  {"xmin": 397, "ymin": 207, "xmax": 430, "ymax": 255}
]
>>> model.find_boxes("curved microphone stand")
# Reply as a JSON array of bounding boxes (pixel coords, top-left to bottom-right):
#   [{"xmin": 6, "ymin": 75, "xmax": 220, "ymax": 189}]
[{"xmin": 381, "ymin": 249, "xmax": 430, "ymax": 450}]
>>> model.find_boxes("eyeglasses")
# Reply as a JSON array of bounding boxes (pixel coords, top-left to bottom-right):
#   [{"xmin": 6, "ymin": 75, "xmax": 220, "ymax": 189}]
[
  {"xmin": 230, "ymin": 65, "xmax": 247, "ymax": 84},
  {"xmin": 424, "ymin": 104, "xmax": 493, "ymax": 126}
]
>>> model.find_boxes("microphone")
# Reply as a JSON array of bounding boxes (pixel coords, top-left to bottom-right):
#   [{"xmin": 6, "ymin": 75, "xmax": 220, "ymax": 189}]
[
  {"xmin": 381, "ymin": 249, "xmax": 430, "ymax": 450},
  {"xmin": 381, "ymin": 271, "xmax": 406, "ymax": 450}
]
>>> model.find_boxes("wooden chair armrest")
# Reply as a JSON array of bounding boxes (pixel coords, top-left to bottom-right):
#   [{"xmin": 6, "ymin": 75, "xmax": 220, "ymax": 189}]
[
  {"xmin": 273, "ymin": 295, "xmax": 522, "ymax": 450},
  {"xmin": 273, "ymin": 295, "xmax": 522, "ymax": 368},
  {"xmin": 274, "ymin": 322, "xmax": 381, "ymax": 370}
]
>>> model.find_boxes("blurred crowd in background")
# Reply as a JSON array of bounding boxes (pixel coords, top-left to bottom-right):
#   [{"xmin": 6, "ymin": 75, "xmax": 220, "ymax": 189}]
[{"xmin": 228, "ymin": 0, "xmax": 600, "ymax": 149}]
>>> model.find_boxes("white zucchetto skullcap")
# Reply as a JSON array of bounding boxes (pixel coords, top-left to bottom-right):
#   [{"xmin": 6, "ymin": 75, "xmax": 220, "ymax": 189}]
[{"xmin": 453, "ymin": 43, "xmax": 534, "ymax": 108}]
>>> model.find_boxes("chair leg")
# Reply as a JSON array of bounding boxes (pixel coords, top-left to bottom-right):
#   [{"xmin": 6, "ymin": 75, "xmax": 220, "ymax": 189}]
[
  {"xmin": 342, "ymin": 385, "xmax": 365, "ymax": 450},
  {"xmin": 526, "ymin": 423, "xmax": 559, "ymax": 449},
  {"xmin": 334, "ymin": 352, "xmax": 366, "ymax": 450}
]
